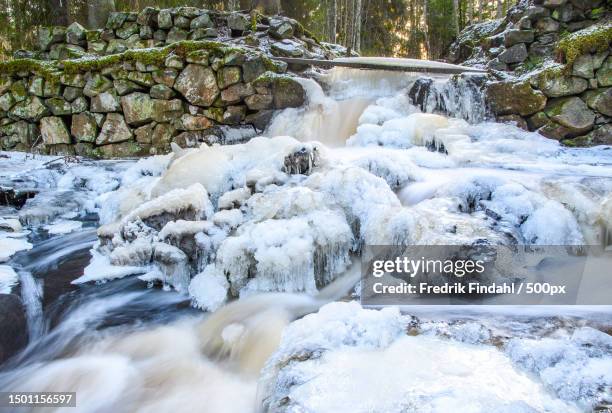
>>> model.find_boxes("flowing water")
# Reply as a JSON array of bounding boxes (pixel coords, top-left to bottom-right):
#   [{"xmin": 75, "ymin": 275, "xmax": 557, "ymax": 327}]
[{"xmin": 0, "ymin": 66, "xmax": 611, "ymax": 413}]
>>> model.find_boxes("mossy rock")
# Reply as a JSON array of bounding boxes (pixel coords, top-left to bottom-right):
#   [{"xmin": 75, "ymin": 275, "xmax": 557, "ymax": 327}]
[
  {"xmin": 486, "ymin": 80, "xmax": 547, "ymax": 116},
  {"xmin": 557, "ymin": 23, "xmax": 612, "ymax": 69}
]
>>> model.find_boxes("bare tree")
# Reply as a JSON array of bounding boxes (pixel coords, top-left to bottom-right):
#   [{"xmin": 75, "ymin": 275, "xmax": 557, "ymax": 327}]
[
  {"xmin": 328, "ymin": 0, "xmax": 337, "ymax": 43},
  {"xmin": 353, "ymin": 0, "xmax": 362, "ymax": 52},
  {"xmin": 496, "ymin": 0, "xmax": 503, "ymax": 18}
]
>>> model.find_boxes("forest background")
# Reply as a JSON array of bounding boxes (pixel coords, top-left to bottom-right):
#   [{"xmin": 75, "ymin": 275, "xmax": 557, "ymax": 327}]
[{"xmin": 0, "ymin": 0, "xmax": 515, "ymax": 60}]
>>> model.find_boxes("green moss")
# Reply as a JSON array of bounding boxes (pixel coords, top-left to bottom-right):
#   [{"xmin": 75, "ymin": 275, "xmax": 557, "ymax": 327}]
[
  {"xmin": 61, "ymin": 41, "xmax": 244, "ymax": 74},
  {"xmin": 557, "ymin": 23, "xmax": 612, "ymax": 69},
  {"xmin": 0, "ymin": 59, "xmax": 61, "ymax": 82}
]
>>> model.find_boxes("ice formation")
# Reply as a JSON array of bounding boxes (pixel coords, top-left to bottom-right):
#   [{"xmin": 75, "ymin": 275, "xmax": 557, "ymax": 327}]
[{"xmin": 0, "ymin": 264, "xmax": 18, "ymax": 294}]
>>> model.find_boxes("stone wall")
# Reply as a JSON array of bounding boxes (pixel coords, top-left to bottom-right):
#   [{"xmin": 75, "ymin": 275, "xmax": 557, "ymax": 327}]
[
  {"xmin": 448, "ymin": 0, "xmax": 610, "ymax": 146},
  {"xmin": 30, "ymin": 8, "xmax": 337, "ymax": 61},
  {"xmin": 0, "ymin": 41, "xmax": 306, "ymax": 157}
]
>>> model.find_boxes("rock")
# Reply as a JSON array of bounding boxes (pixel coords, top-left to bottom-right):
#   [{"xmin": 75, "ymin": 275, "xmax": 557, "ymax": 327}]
[
  {"xmin": 45, "ymin": 97, "xmax": 72, "ymax": 116},
  {"xmin": 9, "ymin": 97, "xmax": 49, "ymax": 121},
  {"xmin": 153, "ymin": 69, "xmax": 178, "ymax": 87},
  {"xmin": 152, "ymin": 99, "xmax": 183, "ymax": 123},
  {"xmin": 537, "ymin": 74, "xmax": 588, "ymax": 97},
  {"xmin": 596, "ymin": 57, "xmax": 611, "ymax": 87},
  {"xmin": 269, "ymin": 18, "xmax": 294, "ymax": 39},
  {"xmin": 150, "ymin": 84, "xmax": 176, "ymax": 100},
  {"xmin": 63, "ymin": 86, "xmax": 83, "ymax": 102},
  {"xmin": 140, "ymin": 25, "xmax": 153, "ymax": 40},
  {"xmin": 71, "ymin": 97, "xmax": 89, "ymax": 113},
  {"xmin": 538, "ymin": 120, "xmax": 572, "ymax": 140},
  {"xmin": 498, "ymin": 43, "xmax": 528, "ymax": 64},
  {"xmin": 157, "ymin": 9, "xmax": 173, "ymax": 29},
  {"xmin": 534, "ymin": 17, "xmax": 559, "ymax": 33},
  {"xmin": 486, "ymin": 58, "xmax": 508, "ymax": 71},
  {"xmin": 592, "ymin": 51, "xmax": 609, "ymax": 70},
  {"xmin": 527, "ymin": 111, "xmax": 550, "ymax": 130},
  {"xmin": 525, "ymin": 6, "xmax": 550, "ymax": 19},
  {"xmin": 165, "ymin": 54, "xmax": 184, "ymax": 69},
  {"xmin": 271, "ymin": 40, "xmax": 305, "ymax": 57},
  {"xmin": 71, "ymin": 112, "xmax": 98, "ymax": 142},
  {"xmin": 542, "ymin": 0, "xmax": 566, "ymax": 7},
  {"xmin": 242, "ymin": 56, "xmax": 270, "ymax": 83},
  {"xmin": 486, "ymin": 81, "xmax": 547, "ymax": 116},
  {"xmin": 190, "ymin": 27, "xmax": 218, "ymax": 40},
  {"xmin": 572, "ymin": 54, "xmax": 594, "ymax": 79},
  {"xmin": 223, "ymin": 105, "xmax": 247, "ymax": 125},
  {"xmin": 528, "ymin": 41, "xmax": 554, "ymax": 58},
  {"xmin": 0, "ymin": 93, "xmax": 16, "ymax": 112},
  {"xmin": 166, "ymin": 27, "xmax": 188, "ymax": 43},
  {"xmin": 0, "ymin": 295, "xmax": 27, "ymax": 364},
  {"xmin": 97, "ymin": 141, "xmax": 148, "ymax": 158},
  {"xmin": 244, "ymin": 93, "xmax": 273, "ymax": 110},
  {"xmin": 174, "ymin": 64, "xmax": 219, "ymax": 106},
  {"xmin": 84, "ymin": 74, "xmax": 113, "ymax": 97},
  {"xmin": 66, "ymin": 22, "xmax": 87, "ymax": 45},
  {"xmin": 106, "ymin": 12, "xmax": 129, "ymax": 29},
  {"xmin": 504, "ymin": 30, "xmax": 534, "ymax": 47},
  {"xmin": 37, "ymin": 26, "xmax": 66, "ymax": 51},
  {"xmin": 254, "ymin": 74, "xmax": 306, "ymax": 109},
  {"xmin": 221, "ymin": 83, "xmax": 256, "ymax": 105},
  {"xmin": 545, "ymin": 96, "xmax": 595, "ymax": 136},
  {"xmin": 113, "ymin": 79, "xmax": 145, "ymax": 95},
  {"xmin": 137, "ymin": 7, "xmax": 158, "ymax": 26},
  {"xmin": 60, "ymin": 73, "xmax": 86, "ymax": 88},
  {"xmin": 97, "ymin": 113, "xmax": 133, "ymax": 144},
  {"xmin": 0, "ymin": 76, "xmax": 12, "ymax": 95},
  {"xmin": 498, "ymin": 114, "xmax": 529, "ymax": 129},
  {"xmin": 151, "ymin": 122, "xmax": 175, "ymax": 151},
  {"xmin": 246, "ymin": 110, "xmax": 274, "ymax": 131},
  {"xmin": 186, "ymin": 50, "xmax": 210, "ymax": 65},
  {"xmin": 217, "ymin": 67, "xmax": 242, "ymax": 89},
  {"xmin": 134, "ymin": 123, "xmax": 154, "ymax": 144},
  {"xmin": 178, "ymin": 114, "xmax": 213, "ymax": 130},
  {"xmin": 227, "ymin": 13, "xmax": 249, "ymax": 34},
  {"xmin": 91, "ymin": 91, "xmax": 121, "ymax": 112},
  {"xmin": 116, "ymin": 22, "xmax": 139, "ymax": 39},
  {"xmin": 40, "ymin": 116, "xmax": 71, "ymax": 144},
  {"xmin": 127, "ymin": 71, "xmax": 154, "ymax": 87},
  {"xmin": 582, "ymin": 124, "xmax": 611, "ymax": 145},
  {"xmin": 191, "ymin": 13, "xmax": 213, "ymax": 29},
  {"xmin": 173, "ymin": 16, "xmax": 191, "ymax": 29},
  {"xmin": 583, "ymin": 87, "xmax": 612, "ymax": 116},
  {"xmin": 121, "ymin": 92, "xmax": 155, "ymax": 126}
]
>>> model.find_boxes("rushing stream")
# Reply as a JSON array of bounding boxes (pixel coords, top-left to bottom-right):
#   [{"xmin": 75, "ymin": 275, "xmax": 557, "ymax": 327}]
[{"xmin": 0, "ymin": 66, "xmax": 611, "ymax": 413}]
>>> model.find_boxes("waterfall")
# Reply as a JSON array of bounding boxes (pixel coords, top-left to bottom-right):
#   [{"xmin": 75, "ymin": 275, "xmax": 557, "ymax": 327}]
[{"xmin": 17, "ymin": 270, "xmax": 44, "ymax": 341}]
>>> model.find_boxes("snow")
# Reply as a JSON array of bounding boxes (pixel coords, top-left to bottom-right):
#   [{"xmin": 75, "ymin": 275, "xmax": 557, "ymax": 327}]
[
  {"xmin": 262, "ymin": 302, "xmax": 582, "ymax": 413},
  {"xmin": 0, "ymin": 265, "xmax": 18, "ymax": 294},
  {"xmin": 0, "ymin": 234, "xmax": 33, "ymax": 262},
  {"xmin": 189, "ymin": 264, "xmax": 229, "ymax": 311},
  {"xmin": 73, "ymin": 249, "xmax": 148, "ymax": 284},
  {"xmin": 44, "ymin": 220, "xmax": 83, "ymax": 235}
]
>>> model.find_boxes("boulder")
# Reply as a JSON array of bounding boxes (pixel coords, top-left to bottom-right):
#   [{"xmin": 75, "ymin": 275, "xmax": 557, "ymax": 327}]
[
  {"xmin": 191, "ymin": 14, "xmax": 213, "ymax": 29},
  {"xmin": 106, "ymin": 12, "xmax": 129, "ymax": 29},
  {"xmin": 486, "ymin": 81, "xmax": 547, "ymax": 116},
  {"xmin": 66, "ymin": 22, "xmax": 87, "ymax": 45},
  {"xmin": 153, "ymin": 69, "xmax": 178, "ymax": 87},
  {"xmin": 596, "ymin": 57, "xmax": 611, "ymax": 87},
  {"xmin": 498, "ymin": 114, "xmax": 529, "ymax": 130},
  {"xmin": 136, "ymin": 7, "xmax": 158, "ymax": 26},
  {"xmin": 504, "ymin": 30, "xmax": 534, "ymax": 47},
  {"xmin": 134, "ymin": 123, "xmax": 154, "ymax": 144},
  {"xmin": 174, "ymin": 64, "xmax": 219, "ymax": 106},
  {"xmin": 498, "ymin": 43, "xmax": 528, "ymax": 64},
  {"xmin": 113, "ymin": 79, "xmax": 145, "ymax": 95},
  {"xmin": 221, "ymin": 83, "xmax": 256, "ymax": 105},
  {"xmin": 40, "ymin": 116, "xmax": 71, "ymax": 144},
  {"xmin": 527, "ymin": 111, "xmax": 550, "ymax": 130},
  {"xmin": 71, "ymin": 112, "xmax": 98, "ymax": 142},
  {"xmin": 271, "ymin": 40, "xmax": 305, "ymax": 57},
  {"xmin": 157, "ymin": 9, "xmax": 173, "ymax": 29},
  {"xmin": 0, "ymin": 294, "xmax": 27, "ymax": 364},
  {"xmin": 544, "ymin": 96, "xmax": 595, "ymax": 136},
  {"xmin": 9, "ymin": 97, "xmax": 49, "ymax": 121},
  {"xmin": 227, "ymin": 13, "xmax": 249, "ymax": 34},
  {"xmin": 71, "ymin": 97, "xmax": 89, "ymax": 113},
  {"xmin": 178, "ymin": 114, "xmax": 213, "ymax": 131},
  {"xmin": 217, "ymin": 67, "xmax": 242, "ymax": 89},
  {"xmin": 45, "ymin": 97, "xmax": 72, "ymax": 116},
  {"xmin": 37, "ymin": 26, "xmax": 66, "ymax": 51},
  {"xmin": 242, "ymin": 56, "xmax": 270, "ymax": 83},
  {"xmin": 150, "ymin": 84, "xmax": 176, "ymax": 100},
  {"xmin": 91, "ymin": 91, "xmax": 121, "ymax": 112},
  {"xmin": 97, "ymin": 113, "xmax": 133, "ymax": 144},
  {"xmin": 572, "ymin": 54, "xmax": 594, "ymax": 79},
  {"xmin": 269, "ymin": 18, "xmax": 294, "ymax": 39},
  {"xmin": 534, "ymin": 17, "xmax": 559, "ymax": 33},
  {"xmin": 0, "ymin": 93, "xmax": 16, "ymax": 112},
  {"xmin": 583, "ymin": 87, "xmax": 612, "ymax": 116},
  {"xmin": 63, "ymin": 86, "xmax": 83, "ymax": 102},
  {"xmin": 121, "ymin": 92, "xmax": 155, "ymax": 126},
  {"xmin": 536, "ymin": 74, "xmax": 588, "ymax": 97},
  {"xmin": 166, "ymin": 27, "xmax": 188, "ymax": 43},
  {"xmin": 98, "ymin": 141, "xmax": 148, "ymax": 158},
  {"xmin": 223, "ymin": 105, "xmax": 247, "ymax": 125},
  {"xmin": 245, "ymin": 93, "xmax": 273, "ymax": 110}
]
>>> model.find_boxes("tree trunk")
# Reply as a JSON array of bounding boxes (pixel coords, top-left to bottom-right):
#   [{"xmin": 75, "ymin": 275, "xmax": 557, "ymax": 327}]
[
  {"xmin": 88, "ymin": 0, "xmax": 116, "ymax": 29},
  {"xmin": 328, "ymin": 0, "xmax": 337, "ymax": 43},
  {"xmin": 453, "ymin": 0, "xmax": 460, "ymax": 35},
  {"xmin": 496, "ymin": 0, "xmax": 503, "ymax": 18},
  {"xmin": 467, "ymin": 0, "xmax": 474, "ymax": 24},
  {"xmin": 49, "ymin": 0, "xmax": 70, "ymax": 26},
  {"xmin": 353, "ymin": 0, "xmax": 361, "ymax": 52},
  {"xmin": 423, "ymin": 0, "xmax": 429, "ymax": 59}
]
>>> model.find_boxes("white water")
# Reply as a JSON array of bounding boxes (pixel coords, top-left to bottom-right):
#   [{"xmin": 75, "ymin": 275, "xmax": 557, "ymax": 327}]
[{"xmin": 1, "ymin": 67, "xmax": 611, "ymax": 413}]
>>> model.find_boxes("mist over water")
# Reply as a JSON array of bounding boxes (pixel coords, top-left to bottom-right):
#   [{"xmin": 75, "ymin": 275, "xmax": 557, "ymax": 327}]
[{"xmin": 1, "ymin": 65, "xmax": 611, "ymax": 412}]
